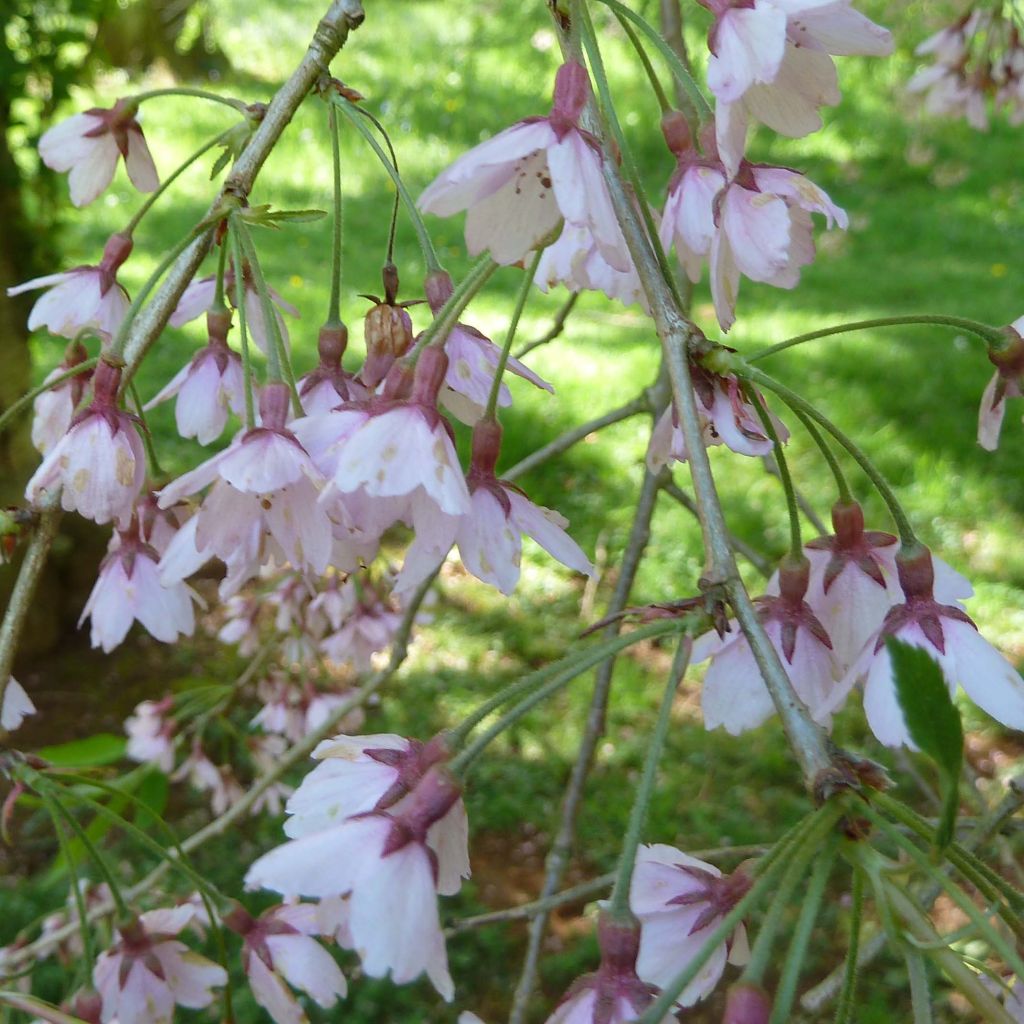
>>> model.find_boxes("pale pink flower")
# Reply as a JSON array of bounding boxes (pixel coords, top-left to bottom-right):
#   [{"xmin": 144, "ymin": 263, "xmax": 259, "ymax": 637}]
[
  {"xmin": 146, "ymin": 310, "xmax": 245, "ymax": 445},
  {"xmin": 646, "ymin": 364, "xmax": 783, "ymax": 469},
  {"xmin": 93, "ymin": 906, "xmax": 226, "ymax": 1024},
  {"xmin": 157, "ymin": 383, "xmax": 332, "ymax": 579},
  {"xmin": 81, "ymin": 521, "xmax": 200, "ymax": 652},
  {"xmin": 630, "ymin": 845, "xmax": 750, "ymax": 1006},
  {"xmin": 39, "ymin": 100, "xmax": 158, "ymax": 207},
  {"xmin": 544, "ymin": 917, "xmax": 674, "ymax": 1024},
  {"xmin": 125, "ymin": 697, "xmax": 175, "ymax": 772},
  {"xmin": 831, "ymin": 549, "xmax": 1024, "ymax": 748},
  {"xmin": 693, "ymin": 558, "xmax": 841, "ymax": 734},
  {"xmin": 978, "ymin": 318, "xmax": 1024, "ymax": 451},
  {"xmin": 703, "ymin": 0, "xmax": 788, "ymax": 105},
  {"xmin": 319, "ymin": 580, "xmax": 403, "ymax": 670},
  {"xmin": 8, "ymin": 233, "xmax": 133, "ymax": 341},
  {"xmin": 419, "ymin": 61, "xmax": 628, "ymax": 269},
  {"xmin": 710, "ymin": 161, "xmax": 847, "ymax": 331},
  {"xmin": 226, "ymin": 904, "xmax": 346, "ymax": 1024},
  {"xmin": 535, "ymin": 220, "xmax": 647, "ymax": 309},
  {"xmin": 298, "ymin": 324, "xmax": 367, "ymax": 415},
  {"xmin": 32, "ymin": 342, "xmax": 92, "ymax": 455},
  {"xmin": 171, "ymin": 262, "xmax": 299, "ymax": 356},
  {"xmin": 25, "ymin": 360, "xmax": 145, "ymax": 527},
  {"xmin": 2, "ymin": 677, "xmax": 36, "ymax": 732},
  {"xmin": 442, "ymin": 322, "xmax": 551, "ymax": 425},
  {"xmin": 249, "ymin": 735, "xmax": 295, "ymax": 817},
  {"xmin": 246, "ymin": 768, "xmax": 464, "ymax": 1000},
  {"xmin": 173, "ymin": 744, "xmax": 243, "ymax": 814},
  {"xmin": 778, "ymin": 502, "xmax": 973, "ymax": 671},
  {"xmin": 458, "ymin": 420, "xmax": 592, "ymax": 595}
]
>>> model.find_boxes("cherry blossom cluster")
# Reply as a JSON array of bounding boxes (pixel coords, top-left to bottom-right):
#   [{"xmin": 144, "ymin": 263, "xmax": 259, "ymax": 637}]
[{"xmin": 909, "ymin": 4, "xmax": 1024, "ymax": 129}]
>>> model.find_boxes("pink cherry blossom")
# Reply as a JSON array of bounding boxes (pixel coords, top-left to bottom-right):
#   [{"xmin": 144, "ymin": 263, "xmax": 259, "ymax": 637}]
[
  {"xmin": 32, "ymin": 341, "xmax": 92, "ymax": 455},
  {"xmin": 249, "ymin": 735, "xmax": 296, "ymax": 816},
  {"xmin": 692, "ymin": 558, "xmax": 841, "ymax": 734},
  {"xmin": 419, "ymin": 61, "xmax": 628, "ymax": 269},
  {"xmin": 703, "ymin": 0, "xmax": 788, "ymax": 105},
  {"xmin": 978, "ymin": 318, "xmax": 1024, "ymax": 450},
  {"xmin": 170, "ymin": 261, "xmax": 299, "ymax": 356},
  {"xmin": 319, "ymin": 579, "xmax": 404, "ymax": 670},
  {"xmin": 81, "ymin": 520, "xmax": 200, "ymax": 652},
  {"xmin": 157, "ymin": 383, "xmax": 332, "ymax": 580},
  {"xmin": 25, "ymin": 359, "xmax": 145, "ymax": 527},
  {"xmin": 831, "ymin": 548, "xmax": 1024, "ymax": 747},
  {"xmin": 93, "ymin": 906, "xmax": 226, "ymax": 1024},
  {"xmin": 777, "ymin": 501, "xmax": 974, "ymax": 671},
  {"xmin": 246, "ymin": 768, "xmax": 465, "ymax": 1000},
  {"xmin": 226, "ymin": 904, "xmax": 347, "ymax": 1024},
  {"xmin": 544, "ymin": 916, "xmax": 674, "ymax": 1024},
  {"xmin": 146, "ymin": 310, "xmax": 245, "ymax": 445},
  {"xmin": 299, "ymin": 324, "xmax": 368, "ymax": 414},
  {"xmin": 173, "ymin": 743, "xmax": 244, "ymax": 814},
  {"xmin": 710, "ymin": 161, "xmax": 847, "ymax": 331},
  {"xmin": 39, "ymin": 100, "xmax": 159, "ymax": 207},
  {"xmin": 630, "ymin": 845, "xmax": 750, "ymax": 1006},
  {"xmin": 2, "ymin": 677, "xmax": 36, "ymax": 732},
  {"xmin": 125, "ymin": 697, "xmax": 175, "ymax": 771},
  {"xmin": 646, "ymin": 364, "xmax": 783, "ymax": 469},
  {"xmin": 457, "ymin": 419, "xmax": 592, "ymax": 595},
  {"xmin": 8, "ymin": 233, "xmax": 133, "ymax": 341}
]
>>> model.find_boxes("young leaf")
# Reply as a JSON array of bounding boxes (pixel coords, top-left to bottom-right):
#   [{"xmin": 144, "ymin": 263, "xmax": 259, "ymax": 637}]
[
  {"xmin": 886, "ymin": 637, "xmax": 963, "ymax": 848},
  {"xmin": 37, "ymin": 733, "xmax": 126, "ymax": 768}
]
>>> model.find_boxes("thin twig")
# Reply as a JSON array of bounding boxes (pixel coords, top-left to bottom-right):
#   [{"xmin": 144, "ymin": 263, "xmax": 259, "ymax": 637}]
[
  {"xmin": 661, "ymin": 480, "xmax": 772, "ymax": 577},
  {"xmin": 508, "ymin": 461, "xmax": 665, "ymax": 1024},
  {"xmin": 503, "ymin": 392, "xmax": 651, "ymax": 482},
  {"xmin": 514, "ymin": 291, "xmax": 580, "ymax": 360}
]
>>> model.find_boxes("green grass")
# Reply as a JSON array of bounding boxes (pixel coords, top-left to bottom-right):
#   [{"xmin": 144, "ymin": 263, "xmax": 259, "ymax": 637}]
[{"xmin": 7, "ymin": 0, "xmax": 1024, "ymax": 1021}]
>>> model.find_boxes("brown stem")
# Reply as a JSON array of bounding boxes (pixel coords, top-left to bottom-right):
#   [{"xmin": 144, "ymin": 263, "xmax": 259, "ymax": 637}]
[{"xmin": 514, "ymin": 291, "xmax": 580, "ymax": 360}]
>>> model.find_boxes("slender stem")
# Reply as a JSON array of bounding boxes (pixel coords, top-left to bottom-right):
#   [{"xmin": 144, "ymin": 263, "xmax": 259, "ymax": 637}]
[
  {"xmin": 504, "ymin": 392, "xmax": 649, "ymax": 481},
  {"xmin": 509, "ymin": 461, "xmax": 665, "ymax": 1023},
  {"xmin": 861, "ymin": 804, "xmax": 1024, "ymax": 978},
  {"xmin": 125, "ymin": 131, "xmax": 232, "ymax": 236},
  {"xmin": 749, "ymin": 386, "xmax": 802, "ymax": 557},
  {"xmin": 746, "ymin": 367, "xmax": 919, "ymax": 547},
  {"xmin": 233, "ymin": 216, "xmax": 301, "ymax": 411},
  {"xmin": 484, "ymin": 250, "xmax": 544, "ymax": 420},
  {"xmin": 212, "ymin": 234, "xmax": 230, "ymax": 311},
  {"xmin": 0, "ymin": 501, "xmax": 61, "ymax": 730},
  {"xmin": 658, "ymin": 0, "xmax": 699, "ymax": 122},
  {"xmin": 748, "ymin": 315, "xmax": 1003, "ymax": 363},
  {"xmin": 790, "ymin": 406, "xmax": 853, "ymax": 506},
  {"xmin": 331, "ymin": 95, "xmax": 442, "ymax": 272},
  {"xmin": 229, "ymin": 223, "xmax": 257, "ymax": 429},
  {"xmin": 0, "ymin": 358, "xmax": 98, "ymax": 437},
  {"xmin": 883, "ymin": 880, "xmax": 1016, "ymax": 1024},
  {"xmin": 41, "ymin": 791, "xmax": 96, "ymax": 972},
  {"xmin": 449, "ymin": 621, "xmax": 684, "ymax": 776},
  {"xmin": 110, "ymin": 221, "xmax": 213, "ymax": 364},
  {"xmin": 613, "ymin": 13, "xmax": 670, "ymax": 112},
  {"xmin": 130, "ymin": 86, "xmax": 248, "ymax": 111},
  {"xmin": 327, "ymin": 103, "xmax": 344, "ymax": 325},
  {"xmin": 607, "ymin": 636, "xmax": 691, "ymax": 919},
  {"xmin": 514, "ymin": 291, "xmax": 579, "ymax": 360},
  {"xmin": 906, "ymin": 948, "xmax": 933, "ymax": 1024},
  {"xmin": 637, "ymin": 804, "xmax": 844, "ymax": 1023},
  {"xmin": 410, "ymin": 255, "xmax": 497, "ymax": 359},
  {"xmin": 129, "ymin": 382, "xmax": 164, "ymax": 478},
  {"xmin": 833, "ymin": 866, "xmax": 865, "ymax": 1024},
  {"xmin": 592, "ymin": 0, "xmax": 712, "ymax": 122},
  {"xmin": 346, "ymin": 104, "xmax": 402, "ymax": 265},
  {"xmin": 768, "ymin": 838, "xmax": 836, "ymax": 1023}
]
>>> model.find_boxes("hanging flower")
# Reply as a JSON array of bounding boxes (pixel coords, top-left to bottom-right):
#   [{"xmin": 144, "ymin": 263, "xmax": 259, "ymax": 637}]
[
  {"xmin": 39, "ymin": 99, "xmax": 159, "ymax": 207},
  {"xmin": 977, "ymin": 317, "xmax": 1024, "ymax": 451},
  {"xmin": 32, "ymin": 340, "xmax": 92, "ymax": 455},
  {"xmin": 2, "ymin": 678, "xmax": 36, "ymax": 732}
]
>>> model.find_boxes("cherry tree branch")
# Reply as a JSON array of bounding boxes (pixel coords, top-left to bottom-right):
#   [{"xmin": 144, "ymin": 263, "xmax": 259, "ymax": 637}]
[{"xmin": 514, "ymin": 291, "xmax": 580, "ymax": 360}]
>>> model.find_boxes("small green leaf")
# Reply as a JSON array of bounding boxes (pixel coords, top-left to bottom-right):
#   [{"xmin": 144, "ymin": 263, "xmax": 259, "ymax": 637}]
[
  {"xmin": 37, "ymin": 734, "xmax": 126, "ymax": 768},
  {"xmin": 132, "ymin": 769, "xmax": 169, "ymax": 829},
  {"xmin": 887, "ymin": 637, "xmax": 963, "ymax": 849}
]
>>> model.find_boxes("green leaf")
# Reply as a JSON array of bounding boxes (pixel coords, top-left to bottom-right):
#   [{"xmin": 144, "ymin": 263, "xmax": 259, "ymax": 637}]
[
  {"xmin": 887, "ymin": 637, "xmax": 963, "ymax": 849},
  {"xmin": 37, "ymin": 733, "xmax": 126, "ymax": 768},
  {"xmin": 132, "ymin": 769, "xmax": 169, "ymax": 829}
]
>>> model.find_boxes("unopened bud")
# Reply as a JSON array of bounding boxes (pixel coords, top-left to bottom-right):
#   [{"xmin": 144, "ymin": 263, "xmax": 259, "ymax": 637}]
[
  {"xmin": 660, "ymin": 110, "xmax": 693, "ymax": 157},
  {"xmin": 424, "ymin": 270, "xmax": 455, "ymax": 314},
  {"xmin": 723, "ymin": 983, "xmax": 772, "ymax": 1024}
]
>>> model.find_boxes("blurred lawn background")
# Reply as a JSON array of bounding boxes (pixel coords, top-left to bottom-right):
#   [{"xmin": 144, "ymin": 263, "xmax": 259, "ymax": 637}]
[{"xmin": 5, "ymin": 0, "xmax": 1024, "ymax": 1021}]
